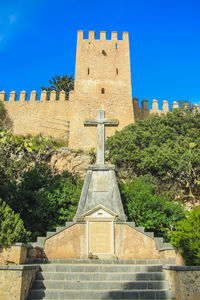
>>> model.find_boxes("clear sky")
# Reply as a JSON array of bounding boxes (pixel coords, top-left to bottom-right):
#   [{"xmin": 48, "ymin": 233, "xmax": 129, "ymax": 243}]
[{"xmin": 0, "ymin": 0, "xmax": 200, "ymax": 109}]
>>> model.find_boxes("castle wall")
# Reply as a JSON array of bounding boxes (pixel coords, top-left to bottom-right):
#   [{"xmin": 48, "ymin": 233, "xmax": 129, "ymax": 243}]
[
  {"xmin": 0, "ymin": 31, "xmax": 199, "ymax": 150},
  {"xmin": 1, "ymin": 90, "xmax": 71, "ymax": 141}
]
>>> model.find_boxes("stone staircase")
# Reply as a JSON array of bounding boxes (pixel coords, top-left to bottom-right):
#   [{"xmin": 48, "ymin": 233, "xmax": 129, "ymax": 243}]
[{"xmin": 29, "ymin": 259, "xmax": 175, "ymax": 300}]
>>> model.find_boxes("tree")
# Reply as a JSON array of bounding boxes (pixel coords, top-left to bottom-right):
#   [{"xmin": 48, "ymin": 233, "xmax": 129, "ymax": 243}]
[
  {"xmin": 0, "ymin": 131, "xmax": 82, "ymax": 240},
  {"xmin": 41, "ymin": 74, "xmax": 74, "ymax": 99},
  {"xmin": 106, "ymin": 109, "xmax": 200, "ymax": 199},
  {"xmin": 0, "ymin": 198, "xmax": 30, "ymax": 246},
  {"xmin": 171, "ymin": 206, "xmax": 200, "ymax": 265},
  {"xmin": 120, "ymin": 176, "xmax": 185, "ymax": 241},
  {"xmin": 178, "ymin": 100, "xmax": 193, "ymax": 112},
  {"xmin": 0, "ymin": 102, "xmax": 12, "ymax": 130},
  {"xmin": 7, "ymin": 165, "xmax": 82, "ymax": 240}
]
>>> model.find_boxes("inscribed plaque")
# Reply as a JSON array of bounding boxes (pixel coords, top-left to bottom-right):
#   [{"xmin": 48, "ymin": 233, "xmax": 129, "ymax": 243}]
[
  {"xmin": 92, "ymin": 172, "xmax": 109, "ymax": 192},
  {"xmin": 89, "ymin": 222, "xmax": 111, "ymax": 254}
]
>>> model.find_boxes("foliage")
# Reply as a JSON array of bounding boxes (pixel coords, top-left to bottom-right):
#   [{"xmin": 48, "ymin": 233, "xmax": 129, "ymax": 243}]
[
  {"xmin": 5, "ymin": 165, "xmax": 82, "ymax": 240},
  {"xmin": 0, "ymin": 101, "xmax": 12, "ymax": 130},
  {"xmin": 106, "ymin": 109, "xmax": 200, "ymax": 198},
  {"xmin": 89, "ymin": 147, "xmax": 96, "ymax": 164},
  {"xmin": 0, "ymin": 198, "xmax": 30, "ymax": 246},
  {"xmin": 41, "ymin": 74, "xmax": 74, "ymax": 99},
  {"xmin": 0, "ymin": 102, "xmax": 6, "ymax": 125},
  {"xmin": 0, "ymin": 130, "xmax": 81, "ymax": 240},
  {"xmin": 120, "ymin": 177, "xmax": 186, "ymax": 241},
  {"xmin": 178, "ymin": 100, "xmax": 193, "ymax": 112},
  {"xmin": 0, "ymin": 130, "xmax": 67, "ymax": 182},
  {"xmin": 171, "ymin": 206, "xmax": 200, "ymax": 265}
]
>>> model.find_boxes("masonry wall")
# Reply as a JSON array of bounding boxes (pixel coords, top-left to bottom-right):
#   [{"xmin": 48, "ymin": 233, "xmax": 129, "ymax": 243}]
[
  {"xmin": 67, "ymin": 30, "xmax": 134, "ymax": 150},
  {"xmin": 0, "ymin": 265, "xmax": 39, "ymax": 300},
  {"xmin": 1, "ymin": 90, "xmax": 71, "ymax": 141},
  {"xmin": 164, "ymin": 266, "xmax": 200, "ymax": 300},
  {"xmin": 1, "ymin": 31, "xmax": 200, "ymax": 151}
]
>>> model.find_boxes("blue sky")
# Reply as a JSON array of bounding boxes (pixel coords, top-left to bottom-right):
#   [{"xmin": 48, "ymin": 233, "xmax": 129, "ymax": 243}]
[{"xmin": 0, "ymin": 0, "xmax": 200, "ymax": 109}]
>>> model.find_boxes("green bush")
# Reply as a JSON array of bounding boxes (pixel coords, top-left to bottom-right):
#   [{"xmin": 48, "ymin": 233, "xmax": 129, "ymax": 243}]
[
  {"xmin": 0, "ymin": 198, "xmax": 30, "ymax": 246},
  {"xmin": 171, "ymin": 206, "xmax": 200, "ymax": 265},
  {"xmin": 0, "ymin": 130, "xmax": 83, "ymax": 240},
  {"xmin": 3, "ymin": 164, "xmax": 82, "ymax": 240},
  {"xmin": 106, "ymin": 109, "xmax": 200, "ymax": 198},
  {"xmin": 120, "ymin": 177, "xmax": 186, "ymax": 241}
]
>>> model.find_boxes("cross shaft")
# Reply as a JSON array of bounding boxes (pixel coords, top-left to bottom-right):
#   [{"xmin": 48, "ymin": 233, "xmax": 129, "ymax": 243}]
[{"xmin": 84, "ymin": 109, "xmax": 119, "ymax": 164}]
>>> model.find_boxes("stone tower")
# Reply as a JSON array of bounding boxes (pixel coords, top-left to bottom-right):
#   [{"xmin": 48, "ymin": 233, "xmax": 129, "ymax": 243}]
[{"xmin": 68, "ymin": 30, "xmax": 134, "ymax": 150}]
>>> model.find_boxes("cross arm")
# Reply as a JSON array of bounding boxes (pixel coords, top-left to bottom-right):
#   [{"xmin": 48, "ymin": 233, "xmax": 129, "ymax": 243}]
[{"xmin": 84, "ymin": 119, "xmax": 119, "ymax": 127}]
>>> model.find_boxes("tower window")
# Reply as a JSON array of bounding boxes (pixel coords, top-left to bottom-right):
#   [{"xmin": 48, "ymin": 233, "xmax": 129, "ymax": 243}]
[
  {"xmin": 115, "ymin": 43, "xmax": 118, "ymax": 49},
  {"xmin": 102, "ymin": 50, "xmax": 107, "ymax": 56},
  {"xmin": 101, "ymin": 88, "xmax": 105, "ymax": 94},
  {"xmin": 88, "ymin": 68, "xmax": 90, "ymax": 75},
  {"xmin": 116, "ymin": 68, "xmax": 118, "ymax": 75}
]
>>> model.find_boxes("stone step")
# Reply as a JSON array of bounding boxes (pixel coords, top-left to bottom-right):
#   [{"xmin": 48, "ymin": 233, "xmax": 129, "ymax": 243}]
[
  {"xmin": 26, "ymin": 258, "xmax": 176, "ymax": 265},
  {"xmin": 38, "ymin": 264, "xmax": 163, "ymax": 273},
  {"xmin": 36, "ymin": 271, "xmax": 165, "ymax": 281},
  {"xmin": 29, "ymin": 288, "xmax": 174, "ymax": 299},
  {"xmin": 32, "ymin": 279, "xmax": 169, "ymax": 290},
  {"xmin": 56, "ymin": 227, "xmax": 67, "ymax": 233}
]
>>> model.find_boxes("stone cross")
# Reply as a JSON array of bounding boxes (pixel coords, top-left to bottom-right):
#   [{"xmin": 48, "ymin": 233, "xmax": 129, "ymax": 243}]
[{"xmin": 84, "ymin": 109, "xmax": 119, "ymax": 164}]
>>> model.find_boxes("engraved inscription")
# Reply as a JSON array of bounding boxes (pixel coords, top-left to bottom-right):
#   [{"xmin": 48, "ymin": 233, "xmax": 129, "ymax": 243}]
[
  {"xmin": 89, "ymin": 222, "xmax": 111, "ymax": 254},
  {"xmin": 92, "ymin": 172, "xmax": 109, "ymax": 192}
]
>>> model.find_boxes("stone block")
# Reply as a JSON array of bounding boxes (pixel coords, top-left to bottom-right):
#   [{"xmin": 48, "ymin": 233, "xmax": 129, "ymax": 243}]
[{"xmin": 0, "ymin": 243, "xmax": 27, "ymax": 265}]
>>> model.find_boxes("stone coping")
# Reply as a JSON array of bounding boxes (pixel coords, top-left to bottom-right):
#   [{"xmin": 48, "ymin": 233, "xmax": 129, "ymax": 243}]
[
  {"xmin": 86, "ymin": 164, "xmax": 115, "ymax": 171},
  {"xmin": 2, "ymin": 243, "xmax": 28, "ymax": 247},
  {"xmin": 163, "ymin": 265, "xmax": 200, "ymax": 271},
  {"xmin": 0, "ymin": 265, "xmax": 40, "ymax": 270},
  {"xmin": 26, "ymin": 244, "xmax": 43, "ymax": 250}
]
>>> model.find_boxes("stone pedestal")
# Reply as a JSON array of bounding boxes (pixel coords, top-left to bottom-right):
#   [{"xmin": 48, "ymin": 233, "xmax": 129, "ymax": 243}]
[{"xmin": 73, "ymin": 164, "xmax": 127, "ymax": 223}]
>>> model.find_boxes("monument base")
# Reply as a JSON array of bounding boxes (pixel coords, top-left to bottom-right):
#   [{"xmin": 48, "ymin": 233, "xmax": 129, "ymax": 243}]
[{"xmin": 36, "ymin": 221, "xmax": 178, "ymax": 262}]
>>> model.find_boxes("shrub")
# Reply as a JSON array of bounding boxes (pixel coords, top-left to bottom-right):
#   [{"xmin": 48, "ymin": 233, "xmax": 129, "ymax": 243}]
[
  {"xmin": 120, "ymin": 176, "xmax": 186, "ymax": 241},
  {"xmin": 0, "ymin": 198, "xmax": 30, "ymax": 246},
  {"xmin": 171, "ymin": 206, "xmax": 200, "ymax": 265},
  {"xmin": 4, "ymin": 164, "xmax": 82, "ymax": 240},
  {"xmin": 106, "ymin": 109, "xmax": 200, "ymax": 197}
]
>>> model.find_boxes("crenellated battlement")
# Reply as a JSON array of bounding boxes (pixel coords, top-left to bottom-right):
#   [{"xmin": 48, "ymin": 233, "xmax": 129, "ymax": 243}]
[
  {"xmin": 0, "ymin": 90, "xmax": 73, "ymax": 102},
  {"xmin": 133, "ymin": 97, "xmax": 199, "ymax": 121},
  {"xmin": 77, "ymin": 30, "xmax": 129, "ymax": 41},
  {"xmin": 1, "ymin": 31, "xmax": 199, "ymax": 150}
]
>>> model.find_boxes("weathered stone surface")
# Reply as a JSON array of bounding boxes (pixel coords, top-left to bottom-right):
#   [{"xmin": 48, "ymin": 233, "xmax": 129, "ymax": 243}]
[
  {"xmin": 84, "ymin": 109, "xmax": 119, "ymax": 164},
  {"xmin": 0, "ymin": 265, "xmax": 39, "ymax": 300},
  {"xmin": 0, "ymin": 244, "xmax": 27, "ymax": 265},
  {"xmin": 73, "ymin": 167, "xmax": 127, "ymax": 222},
  {"xmin": 115, "ymin": 223, "xmax": 160, "ymax": 259},
  {"xmin": 164, "ymin": 266, "xmax": 200, "ymax": 300},
  {"xmin": 43, "ymin": 222, "xmax": 176, "ymax": 260},
  {"xmin": 44, "ymin": 223, "xmax": 86, "ymax": 259},
  {"xmin": 48, "ymin": 148, "xmax": 90, "ymax": 177},
  {"xmin": 89, "ymin": 221, "xmax": 112, "ymax": 254}
]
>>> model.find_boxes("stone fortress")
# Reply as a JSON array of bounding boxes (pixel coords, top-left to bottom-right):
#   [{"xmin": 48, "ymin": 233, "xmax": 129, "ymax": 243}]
[
  {"xmin": 1, "ymin": 31, "xmax": 200, "ymax": 300},
  {"xmin": 1, "ymin": 30, "xmax": 199, "ymax": 151}
]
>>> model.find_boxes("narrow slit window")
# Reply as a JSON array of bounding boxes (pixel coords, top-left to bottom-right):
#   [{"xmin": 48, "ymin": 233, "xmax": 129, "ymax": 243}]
[
  {"xmin": 115, "ymin": 43, "xmax": 118, "ymax": 49},
  {"xmin": 116, "ymin": 68, "xmax": 118, "ymax": 75},
  {"xmin": 88, "ymin": 68, "xmax": 90, "ymax": 75},
  {"xmin": 101, "ymin": 88, "xmax": 105, "ymax": 94}
]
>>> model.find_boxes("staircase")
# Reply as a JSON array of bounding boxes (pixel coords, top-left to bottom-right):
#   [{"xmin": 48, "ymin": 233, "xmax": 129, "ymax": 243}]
[{"xmin": 29, "ymin": 259, "xmax": 175, "ymax": 300}]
